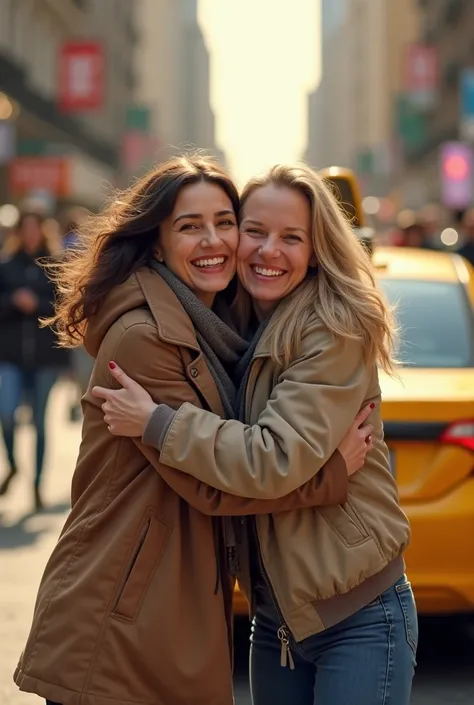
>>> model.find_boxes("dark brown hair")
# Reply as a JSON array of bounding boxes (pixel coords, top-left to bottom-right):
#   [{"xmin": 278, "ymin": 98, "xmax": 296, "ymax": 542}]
[{"xmin": 45, "ymin": 154, "xmax": 240, "ymax": 347}]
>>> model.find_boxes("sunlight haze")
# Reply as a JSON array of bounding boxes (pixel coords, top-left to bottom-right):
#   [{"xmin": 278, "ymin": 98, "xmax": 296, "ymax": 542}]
[{"xmin": 199, "ymin": 0, "xmax": 321, "ymax": 186}]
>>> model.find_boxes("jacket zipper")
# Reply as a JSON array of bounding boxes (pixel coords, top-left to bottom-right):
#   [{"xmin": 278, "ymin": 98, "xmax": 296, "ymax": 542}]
[
  {"xmin": 245, "ymin": 358, "xmax": 294, "ymax": 667},
  {"xmin": 250, "ymin": 517, "xmax": 295, "ymax": 670}
]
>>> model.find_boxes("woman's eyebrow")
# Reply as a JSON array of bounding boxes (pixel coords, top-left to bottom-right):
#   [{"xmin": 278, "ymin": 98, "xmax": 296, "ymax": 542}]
[
  {"xmin": 173, "ymin": 209, "xmax": 234, "ymax": 225},
  {"xmin": 241, "ymin": 218, "xmax": 264, "ymax": 226},
  {"xmin": 242, "ymin": 218, "xmax": 307, "ymax": 234},
  {"xmin": 173, "ymin": 213, "xmax": 202, "ymax": 225},
  {"xmin": 283, "ymin": 226, "xmax": 307, "ymax": 234}
]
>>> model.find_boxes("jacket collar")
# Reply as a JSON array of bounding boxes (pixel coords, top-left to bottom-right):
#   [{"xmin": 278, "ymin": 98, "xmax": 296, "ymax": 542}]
[
  {"xmin": 84, "ymin": 267, "xmax": 201, "ymax": 358},
  {"xmin": 135, "ymin": 269, "xmax": 200, "ymax": 352}
]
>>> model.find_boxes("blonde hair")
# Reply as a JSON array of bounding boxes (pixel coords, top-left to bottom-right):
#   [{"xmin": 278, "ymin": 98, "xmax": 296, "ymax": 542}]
[{"xmin": 240, "ymin": 164, "xmax": 397, "ymax": 374}]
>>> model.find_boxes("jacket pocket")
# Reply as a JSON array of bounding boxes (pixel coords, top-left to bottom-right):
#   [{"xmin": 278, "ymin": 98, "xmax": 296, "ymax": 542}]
[
  {"xmin": 112, "ymin": 511, "xmax": 172, "ymax": 621},
  {"xmin": 319, "ymin": 500, "xmax": 370, "ymax": 547},
  {"xmin": 395, "ymin": 578, "xmax": 418, "ymax": 657}
]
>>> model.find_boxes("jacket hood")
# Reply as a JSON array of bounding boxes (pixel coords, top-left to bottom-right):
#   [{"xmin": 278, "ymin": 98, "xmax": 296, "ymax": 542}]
[{"xmin": 84, "ymin": 267, "xmax": 199, "ymax": 358}]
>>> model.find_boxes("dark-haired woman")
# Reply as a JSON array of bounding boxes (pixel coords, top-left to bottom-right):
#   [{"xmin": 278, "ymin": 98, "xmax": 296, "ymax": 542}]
[
  {"xmin": 0, "ymin": 212, "xmax": 68, "ymax": 510},
  {"xmin": 13, "ymin": 156, "xmax": 371, "ymax": 705}
]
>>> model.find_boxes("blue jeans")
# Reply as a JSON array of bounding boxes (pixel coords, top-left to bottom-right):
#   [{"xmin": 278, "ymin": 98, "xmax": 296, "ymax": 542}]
[
  {"xmin": 0, "ymin": 364, "xmax": 59, "ymax": 486},
  {"xmin": 250, "ymin": 575, "xmax": 418, "ymax": 705}
]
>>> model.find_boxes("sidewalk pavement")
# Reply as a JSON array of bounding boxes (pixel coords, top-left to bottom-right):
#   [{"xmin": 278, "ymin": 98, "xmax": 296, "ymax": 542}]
[{"xmin": 0, "ymin": 382, "xmax": 80, "ymax": 705}]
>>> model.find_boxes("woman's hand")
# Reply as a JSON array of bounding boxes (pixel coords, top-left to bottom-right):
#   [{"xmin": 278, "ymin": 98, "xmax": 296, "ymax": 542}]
[
  {"xmin": 337, "ymin": 403, "xmax": 375, "ymax": 476},
  {"xmin": 92, "ymin": 362, "xmax": 158, "ymax": 437}
]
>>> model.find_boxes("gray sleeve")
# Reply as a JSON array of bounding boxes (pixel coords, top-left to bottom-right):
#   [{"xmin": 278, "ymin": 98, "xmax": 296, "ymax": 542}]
[{"xmin": 142, "ymin": 404, "xmax": 177, "ymax": 451}]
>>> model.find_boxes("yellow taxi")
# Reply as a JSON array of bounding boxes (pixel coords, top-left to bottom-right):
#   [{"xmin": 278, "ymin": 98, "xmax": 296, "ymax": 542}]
[
  {"xmin": 233, "ymin": 167, "xmax": 474, "ymax": 618},
  {"xmin": 376, "ymin": 246, "xmax": 474, "ymax": 614}
]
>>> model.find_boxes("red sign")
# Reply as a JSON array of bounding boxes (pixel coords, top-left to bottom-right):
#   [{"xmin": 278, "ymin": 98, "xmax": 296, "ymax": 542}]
[
  {"xmin": 59, "ymin": 41, "xmax": 105, "ymax": 112},
  {"xmin": 404, "ymin": 45, "xmax": 438, "ymax": 91},
  {"xmin": 9, "ymin": 157, "xmax": 70, "ymax": 197}
]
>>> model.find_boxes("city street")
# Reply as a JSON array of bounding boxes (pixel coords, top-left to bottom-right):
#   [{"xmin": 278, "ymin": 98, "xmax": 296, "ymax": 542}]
[{"xmin": 1, "ymin": 382, "xmax": 473, "ymax": 705}]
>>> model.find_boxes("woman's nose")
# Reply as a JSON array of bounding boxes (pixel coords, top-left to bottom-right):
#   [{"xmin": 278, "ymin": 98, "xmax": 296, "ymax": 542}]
[
  {"xmin": 259, "ymin": 240, "xmax": 280, "ymax": 259},
  {"xmin": 202, "ymin": 226, "xmax": 221, "ymax": 246}
]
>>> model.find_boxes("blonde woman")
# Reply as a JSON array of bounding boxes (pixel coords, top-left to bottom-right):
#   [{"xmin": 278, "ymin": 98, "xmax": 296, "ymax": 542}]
[{"xmin": 95, "ymin": 164, "xmax": 416, "ymax": 705}]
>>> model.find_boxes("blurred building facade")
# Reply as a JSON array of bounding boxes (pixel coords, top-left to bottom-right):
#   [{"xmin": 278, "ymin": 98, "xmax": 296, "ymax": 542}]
[
  {"xmin": 305, "ymin": 0, "xmax": 420, "ymax": 197},
  {"xmin": 135, "ymin": 0, "xmax": 226, "ymax": 165},
  {"xmin": 0, "ymin": 0, "xmax": 140, "ymax": 211},
  {"xmin": 304, "ymin": 0, "xmax": 349, "ymax": 170},
  {"xmin": 401, "ymin": 0, "xmax": 474, "ymax": 204}
]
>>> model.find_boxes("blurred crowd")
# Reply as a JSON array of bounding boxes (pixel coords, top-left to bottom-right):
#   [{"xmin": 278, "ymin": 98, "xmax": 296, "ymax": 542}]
[
  {"xmin": 387, "ymin": 204, "xmax": 474, "ymax": 266},
  {"xmin": 0, "ymin": 204, "xmax": 93, "ymax": 512}
]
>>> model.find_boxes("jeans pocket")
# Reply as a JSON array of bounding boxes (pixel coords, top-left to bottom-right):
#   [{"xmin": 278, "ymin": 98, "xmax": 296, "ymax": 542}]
[{"xmin": 395, "ymin": 580, "xmax": 418, "ymax": 657}]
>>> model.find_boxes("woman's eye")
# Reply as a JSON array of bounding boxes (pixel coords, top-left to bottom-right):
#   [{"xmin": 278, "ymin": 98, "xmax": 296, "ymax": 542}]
[
  {"xmin": 284, "ymin": 234, "xmax": 303, "ymax": 243},
  {"xmin": 247, "ymin": 228, "xmax": 265, "ymax": 237},
  {"xmin": 180, "ymin": 223, "xmax": 200, "ymax": 231},
  {"xmin": 218, "ymin": 219, "xmax": 236, "ymax": 228}
]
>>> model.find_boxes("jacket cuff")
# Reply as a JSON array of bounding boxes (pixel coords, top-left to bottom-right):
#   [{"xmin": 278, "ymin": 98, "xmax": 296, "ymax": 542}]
[
  {"xmin": 325, "ymin": 448, "xmax": 348, "ymax": 504},
  {"xmin": 142, "ymin": 404, "xmax": 177, "ymax": 451}
]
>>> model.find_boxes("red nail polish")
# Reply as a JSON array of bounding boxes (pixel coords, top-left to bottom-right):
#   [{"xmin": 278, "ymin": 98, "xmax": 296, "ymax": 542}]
[
  {"xmin": 370, "ymin": 403, "xmax": 375, "ymax": 409},
  {"xmin": 109, "ymin": 361, "xmax": 116, "ymax": 370}
]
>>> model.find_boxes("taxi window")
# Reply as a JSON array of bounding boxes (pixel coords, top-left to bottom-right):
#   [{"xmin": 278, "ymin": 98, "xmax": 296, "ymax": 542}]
[{"xmin": 380, "ymin": 279, "xmax": 474, "ymax": 368}]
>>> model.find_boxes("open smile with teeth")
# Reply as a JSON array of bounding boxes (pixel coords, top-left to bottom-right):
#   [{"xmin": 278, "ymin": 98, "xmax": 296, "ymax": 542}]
[
  {"xmin": 192, "ymin": 256, "xmax": 227, "ymax": 268},
  {"xmin": 251, "ymin": 264, "xmax": 286, "ymax": 278}
]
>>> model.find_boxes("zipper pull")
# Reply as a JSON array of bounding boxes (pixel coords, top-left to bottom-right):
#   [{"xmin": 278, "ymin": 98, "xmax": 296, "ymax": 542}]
[
  {"xmin": 287, "ymin": 645, "xmax": 295, "ymax": 670},
  {"xmin": 280, "ymin": 637, "xmax": 287, "ymax": 668},
  {"xmin": 277, "ymin": 626, "xmax": 295, "ymax": 670}
]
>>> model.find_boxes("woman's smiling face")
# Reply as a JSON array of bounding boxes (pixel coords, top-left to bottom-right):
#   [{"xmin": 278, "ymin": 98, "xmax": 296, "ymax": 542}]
[
  {"xmin": 158, "ymin": 180, "xmax": 239, "ymax": 306},
  {"xmin": 237, "ymin": 184, "xmax": 314, "ymax": 319}
]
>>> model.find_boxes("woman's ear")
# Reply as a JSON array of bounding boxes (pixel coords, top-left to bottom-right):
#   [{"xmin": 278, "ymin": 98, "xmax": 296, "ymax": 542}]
[
  {"xmin": 309, "ymin": 253, "xmax": 317, "ymax": 267},
  {"xmin": 154, "ymin": 248, "xmax": 164, "ymax": 263}
]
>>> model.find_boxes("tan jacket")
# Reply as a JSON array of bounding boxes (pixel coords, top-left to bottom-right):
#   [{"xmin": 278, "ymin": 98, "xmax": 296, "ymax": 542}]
[
  {"xmin": 150, "ymin": 314, "xmax": 411, "ymax": 642},
  {"xmin": 14, "ymin": 270, "xmax": 348, "ymax": 705}
]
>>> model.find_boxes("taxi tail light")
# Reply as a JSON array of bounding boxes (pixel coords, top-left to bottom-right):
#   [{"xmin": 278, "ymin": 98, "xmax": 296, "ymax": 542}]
[{"xmin": 440, "ymin": 421, "xmax": 474, "ymax": 453}]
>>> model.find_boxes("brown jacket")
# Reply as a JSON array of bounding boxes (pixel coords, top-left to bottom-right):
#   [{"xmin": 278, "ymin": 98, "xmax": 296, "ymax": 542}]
[
  {"xmin": 146, "ymin": 313, "xmax": 412, "ymax": 642},
  {"xmin": 14, "ymin": 269, "xmax": 348, "ymax": 705}
]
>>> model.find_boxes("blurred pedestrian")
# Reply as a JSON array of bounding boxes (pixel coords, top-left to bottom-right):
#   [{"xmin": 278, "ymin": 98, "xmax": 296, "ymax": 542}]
[
  {"xmin": 0, "ymin": 212, "xmax": 69, "ymax": 510},
  {"xmin": 459, "ymin": 208, "xmax": 474, "ymax": 266}
]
